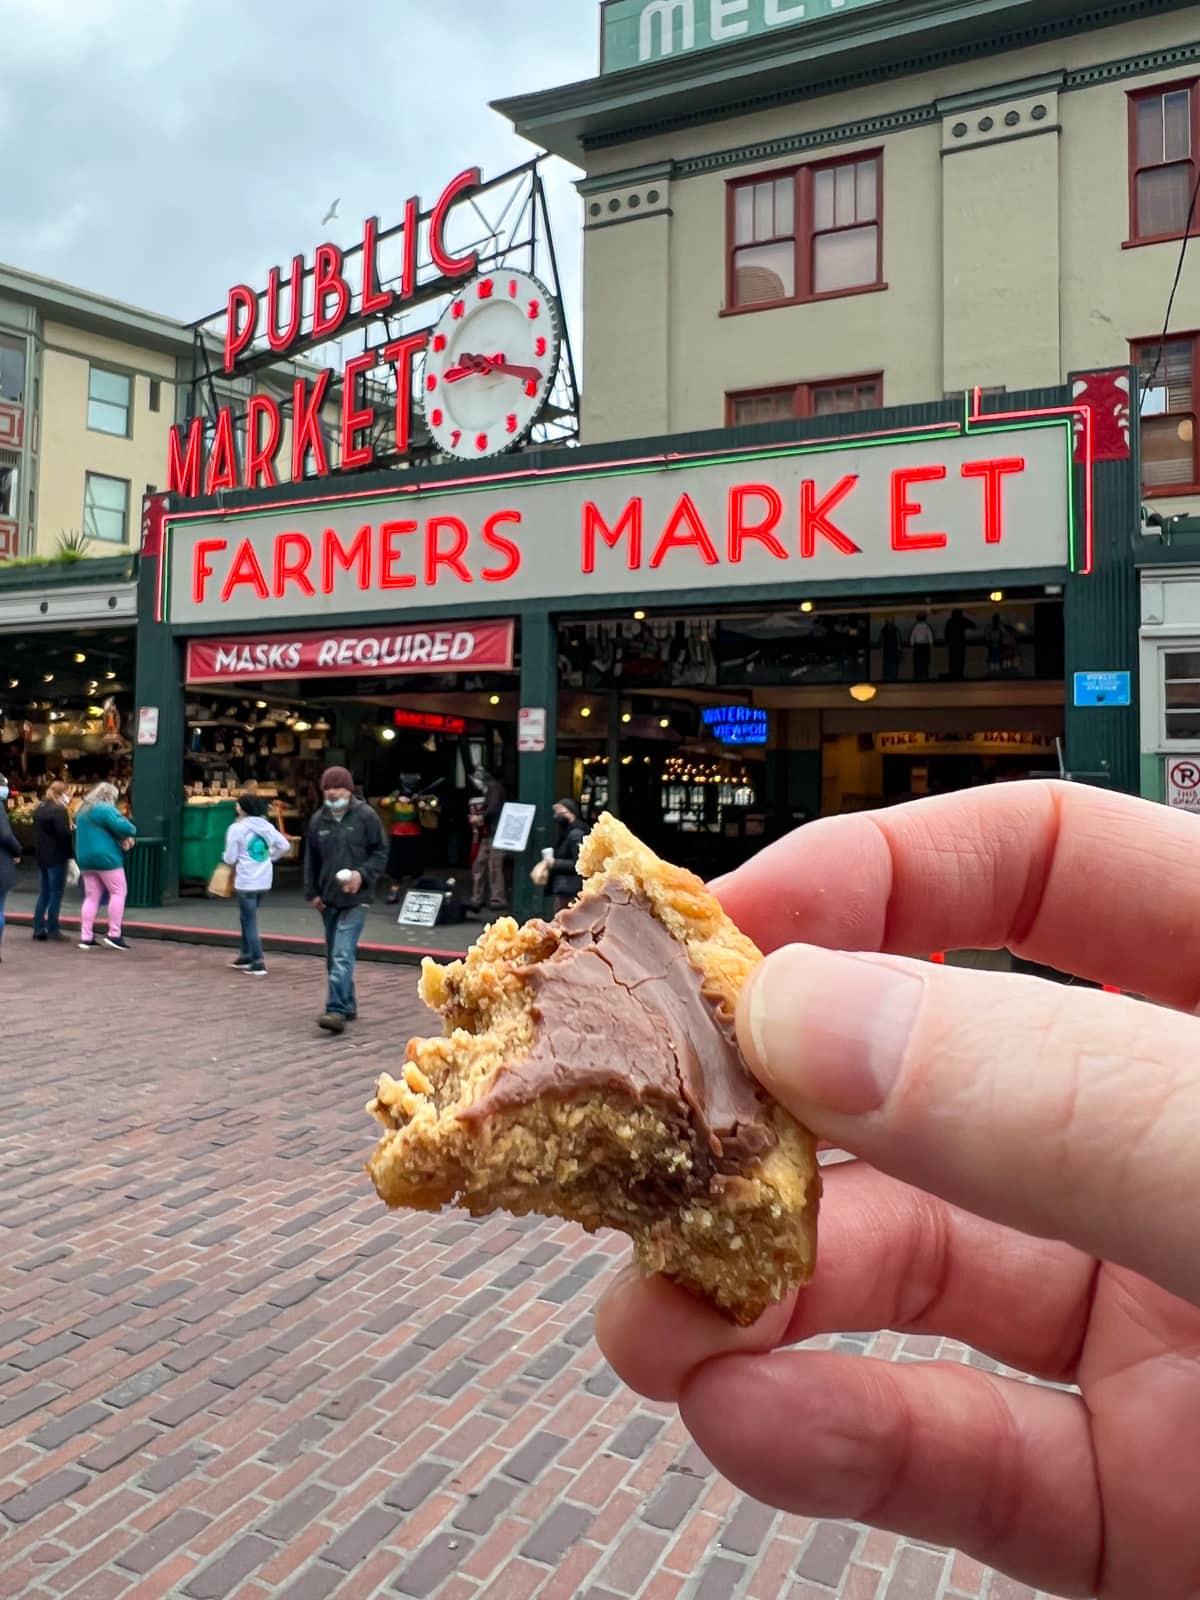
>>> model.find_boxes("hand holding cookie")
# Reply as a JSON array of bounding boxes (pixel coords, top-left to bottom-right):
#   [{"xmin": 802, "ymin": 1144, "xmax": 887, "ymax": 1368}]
[{"xmin": 597, "ymin": 782, "xmax": 1200, "ymax": 1600}]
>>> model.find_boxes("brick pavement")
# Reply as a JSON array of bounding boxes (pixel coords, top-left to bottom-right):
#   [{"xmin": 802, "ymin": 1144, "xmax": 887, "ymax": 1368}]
[{"xmin": 0, "ymin": 936, "xmax": 1068, "ymax": 1600}]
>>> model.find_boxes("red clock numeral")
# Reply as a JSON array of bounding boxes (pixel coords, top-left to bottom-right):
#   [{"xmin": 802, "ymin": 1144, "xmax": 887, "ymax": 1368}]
[
  {"xmin": 475, "ymin": 432, "xmax": 488, "ymax": 452},
  {"xmin": 528, "ymin": 299, "xmax": 540, "ymax": 319},
  {"xmin": 508, "ymin": 279, "xmax": 518, "ymax": 297},
  {"xmin": 432, "ymin": 333, "xmax": 447, "ymax": 353},
  {"xmin": 425, "ymin": 373, "xmax": 437, "ymax": 391},
  {"xmin": 525, "ymin": 379, "xmax": 538, "ymax": 399},
  {"xmin": 450, "ymin": 429, "xmax": 461, "ymax": 448},
  {"xmin": 478, "ymin": 278, "xmax": 494, "ymax": 299},
  {"xmin": 506, "ymin": 413, "xmax": 518, "ymax": 434},
  {"xmin": 431, "ymin": 408, "xmax": 444, "ymax": 427},
  {"xmin": 451, "ymin": 300, "xmax": 465, "ymax": 320},
  {"xmin": 535, "ymin": 336, "xmax": 547, "ymax": 357}
]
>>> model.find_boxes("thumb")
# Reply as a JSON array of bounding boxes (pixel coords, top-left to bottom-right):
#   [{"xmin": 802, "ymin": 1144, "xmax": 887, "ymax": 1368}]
[{"xmin": 740, "ymin": 946, "xmax": 1200, "ymax": 1307}]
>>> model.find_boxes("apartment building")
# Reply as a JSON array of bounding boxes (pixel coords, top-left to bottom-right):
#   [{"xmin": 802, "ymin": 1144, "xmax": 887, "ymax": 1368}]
[{"xmin": 498, "ymin": 0, "xmax": 1200, "ymax": 516}]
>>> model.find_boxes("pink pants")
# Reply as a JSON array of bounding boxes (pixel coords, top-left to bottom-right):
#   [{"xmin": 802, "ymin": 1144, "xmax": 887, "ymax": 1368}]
[{"xmin": 81, "ymin": 868, "xmax": 127, "ymax": 942}]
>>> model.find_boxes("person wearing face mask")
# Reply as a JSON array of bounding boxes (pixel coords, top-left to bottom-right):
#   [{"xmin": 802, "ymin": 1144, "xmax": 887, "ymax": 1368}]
[
  {"xmin": 0, "ymin": 776, "xmax": 20, "ymax": 963},
  {"xmin": 547, "ymin": 797, "xmax": 588, "ymax": 913},
  {"xmin": 303, "ymin": 765, "xmax": 387, "ymax": 1035}
]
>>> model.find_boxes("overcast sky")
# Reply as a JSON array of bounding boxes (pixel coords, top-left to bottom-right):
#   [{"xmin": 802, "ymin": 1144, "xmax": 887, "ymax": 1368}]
[{"xmin": 0, "ymin": 0, "xmax": 595, "ymax": 336}]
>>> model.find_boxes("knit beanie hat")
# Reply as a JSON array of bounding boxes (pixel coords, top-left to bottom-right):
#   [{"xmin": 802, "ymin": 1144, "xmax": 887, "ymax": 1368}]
[{"xmin": 321, "ymin": 766, "xmax": 354, "ymax": 792}]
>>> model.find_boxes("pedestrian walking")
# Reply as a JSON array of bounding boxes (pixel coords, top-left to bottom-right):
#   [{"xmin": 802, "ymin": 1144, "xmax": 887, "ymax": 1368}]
[
  {"xmin": 32, "ymin": 780, "xmax": 73, "ymax": 943},
  {"xmin": 223, "ymin": 793, "xmax": 290, "ymax": 977},
  {"xmin": 910, "ymin": 612, "xmax": 934, "ymax": 680},
  {"xmin": 0, "ymin": 775, "xmax": 20, "ymax": 964},
  {"xmin": 304, "ymin": 765, "xmax": 387, "ymax": 1035},
  {"xmin": 547, "ymin": 797, "xmax": 589, "ymax": 913},
  {"xmin": 75, "ymin": 782, "xmax": 136, "ymax": 951},
  {"xmin": 467, "ymin": 765, "xmax": 508, "ymax": 912}
]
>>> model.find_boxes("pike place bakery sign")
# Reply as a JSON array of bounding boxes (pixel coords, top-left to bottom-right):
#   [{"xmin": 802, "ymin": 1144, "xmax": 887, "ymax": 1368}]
[{"xmin": 165, "ymin": 424, "xmax": 1071, "ymax": 626}]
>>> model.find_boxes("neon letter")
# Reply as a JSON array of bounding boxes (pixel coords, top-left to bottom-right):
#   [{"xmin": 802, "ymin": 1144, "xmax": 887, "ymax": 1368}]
[
  {"xmin": 204, "ymin": 408, "xmax": 239, "ymax": 495},
  {"xmin": 482, "ymin": 510, "xmax": 521, "ymax": 581},
  {"xmin": 168, "ymin": 418, "xmax": 204, "ymax": 496},
  {"xmin": 266, "ymin": 257, "xmax": 303, "ymax": 352},
  {"xmin": 383, "ymin": 333, "xmax": 428, "ymax": 454},
  {"xmin": 224, "ymin": 284, "xmax": 257, "ymax": 372},
  {"xmin": 291, "ymin": 369, "xmax": 332, "ymax": 480},
  {"xmin": 424, "ymin": 516, "xmax": 473, "ymax": 585},
  {"xmin": 728, "ymin": 483, "xmax": 786, "ymax": 562},
  {"xmin": 799, "ymin": 476, "xmax": 861, "ymax": 556},
  {"xmin": 245, "ymin": 394, "xmax": 281, "ymax": 489},
  {"xmin": 311, "ymin": 243, "xmax": 351, "ymax": 340},
  {"xmin": 582, "ymin": 499, "xmax": 643, "ymax": 574},
  {"xmin": 650, "ymin": 494, "xmax": 720, "ymax": 569},
  {"xmin": 191, "ymin": 538, "xmax": 227, "ymax": 605},
  {"xmin": 220, "ymin": 540, "xmax": 270, "ymax": 603},
  {"xmin": 340, "ymin": 351, "xmax": 377, "ymax": 470},
  {"xmin": 380, "ymin": 520, "xmax": 417, "ymax": 588},
  {"xmin": 961, "ymin": 456, "xmax": 1025, "ymax": 544},
  {"xmin": 429, "ymin": 168, "xmax": 481, "ymax": 280},
  {"xmin": 891, "ymin": 466, "xmax": 948, "ymax": 551}
]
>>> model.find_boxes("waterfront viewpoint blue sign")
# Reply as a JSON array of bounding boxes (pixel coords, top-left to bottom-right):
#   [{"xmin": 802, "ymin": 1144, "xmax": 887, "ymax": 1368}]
[
  {"xmin": 1073, "ymin": 671, "xmax": 1131, "ymax": 707},
  {"xmin": 600, "ymin": 0, "xmax": 886, "ymax": 72}
]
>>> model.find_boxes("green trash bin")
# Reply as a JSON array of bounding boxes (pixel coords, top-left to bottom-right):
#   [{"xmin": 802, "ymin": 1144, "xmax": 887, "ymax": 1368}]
[
  {"xmin": 126, "ymin": 837, "xmax": 167, "ymax": 909},
  {"xmin": 179, "ymin": 801, "xmax": 237, "ymax": 886}
]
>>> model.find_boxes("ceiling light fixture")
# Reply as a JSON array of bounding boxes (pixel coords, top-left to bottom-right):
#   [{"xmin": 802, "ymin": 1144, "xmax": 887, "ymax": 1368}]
[
  {"xmin": 621, "ymin": 712, "xmax": 631, "ymax": 724},
  {"xmin": 659, "ymin": 716, "xmax": 670, "ymax": 728},
  {"xmin": 849, "ymin": 683, "xmax": 877, "ymax": 703},
  {"xmin": 488, "ymin": 694, "xmax": 500, "ymax": 706},
  {"xmin": 800, "ymin": 601, "xmax": 814, "ymax": 613},
  {"xmin": 633, "ymin": 610, "xmax": 646, "ymax": 620},
  {"xmin": 989, "ymin": 590, "xmax": 1004, "ymax": 603},
  {"xmin": 580, "ymin": 706, "xmax": 592, "ymax": 718},
  {"xmin": 73, "ymin": 652, "xmax": 86, "ymax": 664}
]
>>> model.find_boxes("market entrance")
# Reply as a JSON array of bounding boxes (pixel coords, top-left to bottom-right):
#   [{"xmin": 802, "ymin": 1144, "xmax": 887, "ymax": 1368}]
[
  {"xmin": 555, "ymin": 589, "xmax": 1065, "ymax": 872},
  {"xmin": 176, "ymin": 617, "xmax": 519, "ymax": 909}
]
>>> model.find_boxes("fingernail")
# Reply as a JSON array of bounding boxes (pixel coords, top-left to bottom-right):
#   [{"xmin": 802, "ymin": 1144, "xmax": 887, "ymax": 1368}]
[{"xmin": 741, "ymin": 946, "xmax": 925, "ymax": 1116}]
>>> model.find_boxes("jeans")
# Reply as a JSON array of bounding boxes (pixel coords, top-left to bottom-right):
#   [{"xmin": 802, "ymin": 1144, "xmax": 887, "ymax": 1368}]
[
  {"xmin": 237, "ymin": 890, "xmax": 264, "ymax": 964},
  {"xmin": 35, "ymin": 864, "xmax": 66, "ymax": 936},
  {"xmin": 322, "ymin": 904, "xmax": 366, "ymax": 1017},
  {"xmin": 0, "ymin": 888, "xmax": 6, "ymax": 943},
  {"xmin": 81, "ymin": 868, "xmax": 126, "ymax": 942}
]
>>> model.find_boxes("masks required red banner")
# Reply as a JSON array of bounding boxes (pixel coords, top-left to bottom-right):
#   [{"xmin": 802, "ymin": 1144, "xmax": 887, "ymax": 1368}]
[{"xmin": 185, "ymin": 619, "xmax": 514, "ymax": 684}]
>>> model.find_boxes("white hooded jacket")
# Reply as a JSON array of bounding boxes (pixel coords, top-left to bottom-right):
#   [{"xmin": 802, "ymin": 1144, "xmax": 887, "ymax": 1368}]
[{"xmin": 223, "ymin": 815, "xmax": 291, "ymax": 892}]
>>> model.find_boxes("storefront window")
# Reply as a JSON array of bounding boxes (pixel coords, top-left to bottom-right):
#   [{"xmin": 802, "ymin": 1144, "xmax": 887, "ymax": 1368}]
[
  {"xmin": 0, "ymin": 334, "xmax": 25, "ymax": 405},
  {"xmin": 1163, "ymin": 647, "xmax": 1200, "ymax": 741}
]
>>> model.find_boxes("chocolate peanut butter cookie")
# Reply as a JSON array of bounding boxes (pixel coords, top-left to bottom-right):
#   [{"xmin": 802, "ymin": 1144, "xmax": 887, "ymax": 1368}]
[{"xmin": 365, "ymin": 815, "xmax": 819, "ymax": 1325}]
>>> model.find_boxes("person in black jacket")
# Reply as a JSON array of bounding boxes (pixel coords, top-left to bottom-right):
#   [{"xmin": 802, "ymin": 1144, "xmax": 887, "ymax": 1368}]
[
  {"xmin": 548, "ymin": 798, "xmax": 588, "ymax": 913},
  {"xmin": 303, "ymin": 765, "xmax": 387, "ymax": 1035},
  {"xmin": 0, "ymin": 775, "xmax": 20, "ymax": 963},
  {"xmin": 32, "ymin": 780, "xmax": 73, "ymax": 942}
]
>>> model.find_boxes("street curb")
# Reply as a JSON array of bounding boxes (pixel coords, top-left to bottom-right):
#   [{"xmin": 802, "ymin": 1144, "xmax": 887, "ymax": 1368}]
[{"xmin": 3, "ymin": 909, "xmax": 460, "ymax": 966}]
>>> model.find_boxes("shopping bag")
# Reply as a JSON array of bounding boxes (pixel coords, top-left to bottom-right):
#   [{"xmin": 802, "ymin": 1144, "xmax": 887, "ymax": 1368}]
[
  {"xmin": 529, "ymin": 858, "xmax": 550, "ymax": 888},
  {"xmin": 208, "ymin": 861, "xmax": 235, "ymax": 898},
  {"xmin": 65, "ymin": 860, "xmax": 80, "ymax": 889}
]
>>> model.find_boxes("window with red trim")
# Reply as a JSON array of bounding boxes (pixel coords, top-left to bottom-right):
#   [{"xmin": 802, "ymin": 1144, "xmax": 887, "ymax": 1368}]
[
  {"xmin": 1132, "ymin": 334, "xmax": 1199, "ymax": 491},
  {"xmin": 1129, "ymin": 83, "xmax": 1200, "ymax": 242},
  {"xmin": 726, "ymin": 375, "xmax": 883, "ymax": 426},
  {"xmin": 728, "ymin": 154, "xmax": 883, "ymax": 310}
]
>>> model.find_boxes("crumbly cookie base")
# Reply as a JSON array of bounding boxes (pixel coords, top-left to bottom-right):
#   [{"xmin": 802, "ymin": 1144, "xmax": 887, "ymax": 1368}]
[{"xmin": 366, "ymin": 816, "xmax": 819, "ymax": 1325}]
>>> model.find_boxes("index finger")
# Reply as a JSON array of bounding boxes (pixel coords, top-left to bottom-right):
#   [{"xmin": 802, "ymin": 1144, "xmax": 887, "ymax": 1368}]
[{"xmin": 714, "ymin": 781, "xmax": 1200, "ymax": 1011}]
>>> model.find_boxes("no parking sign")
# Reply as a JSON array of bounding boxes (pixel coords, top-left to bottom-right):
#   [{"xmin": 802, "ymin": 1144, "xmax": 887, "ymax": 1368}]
[{"xmin": 1166, "ymin": 756, "xmax": 1200, "ymax": 813}]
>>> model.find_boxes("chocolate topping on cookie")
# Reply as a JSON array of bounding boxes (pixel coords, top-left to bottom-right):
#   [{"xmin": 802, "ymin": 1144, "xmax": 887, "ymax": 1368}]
[{"xmin": 459, "ymin": 882, "xmax": 776, "ymax": 1171}]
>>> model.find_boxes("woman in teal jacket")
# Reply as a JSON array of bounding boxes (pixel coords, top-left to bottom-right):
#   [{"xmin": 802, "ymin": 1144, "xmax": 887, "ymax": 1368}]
[{"xmin": 75, "ymin": 782, "xmax": 136, "ymax": 950}]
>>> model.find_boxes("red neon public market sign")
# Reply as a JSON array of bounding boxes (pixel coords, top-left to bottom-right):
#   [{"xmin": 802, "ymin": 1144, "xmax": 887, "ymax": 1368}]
[{"xmin": 167, "ymin": 169, "xmax": 481, "ymax": 499}]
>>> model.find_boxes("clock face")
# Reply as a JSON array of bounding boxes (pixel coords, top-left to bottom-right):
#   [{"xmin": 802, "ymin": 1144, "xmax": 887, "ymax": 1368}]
[{"xmin": 421, "ymin": 270, "xmax": 562, "ymax": 460}]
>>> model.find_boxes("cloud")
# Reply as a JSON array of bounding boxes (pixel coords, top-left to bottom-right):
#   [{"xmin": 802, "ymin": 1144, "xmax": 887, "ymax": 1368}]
[{"xmin": 0, "ymin": 0, "xmax": 595, "ymax": 341}]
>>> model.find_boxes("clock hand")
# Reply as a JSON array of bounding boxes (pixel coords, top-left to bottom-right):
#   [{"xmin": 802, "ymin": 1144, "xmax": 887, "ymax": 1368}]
[{"xmin": 443, "ymin": 352, "xmax": 543, "ymax": 384}]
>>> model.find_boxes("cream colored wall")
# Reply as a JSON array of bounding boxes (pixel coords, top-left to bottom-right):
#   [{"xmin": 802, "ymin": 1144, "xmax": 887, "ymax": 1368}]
[
  {"xmin": 663, "ymin": 124, "xmax": 942, "ymax": 431},
  {"xmin": 577, "ymin": 8, "xmax": 1200, "ymax": 515},
  {"xmin": 36, "ymin": 323, "xmax": 176, "ymax": 556}
]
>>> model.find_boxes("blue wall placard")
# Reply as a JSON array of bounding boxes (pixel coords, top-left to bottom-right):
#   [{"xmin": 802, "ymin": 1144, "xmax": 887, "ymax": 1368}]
[{"xmin": 1073, "ymin": 671, "xmax": 1131, "ymax": 707}]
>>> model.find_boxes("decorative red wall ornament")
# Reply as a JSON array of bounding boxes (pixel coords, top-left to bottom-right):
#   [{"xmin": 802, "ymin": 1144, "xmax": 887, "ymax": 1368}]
[{"xmin": 1071, "ymin": 370, "xmax": 1131, "ymax": 463}]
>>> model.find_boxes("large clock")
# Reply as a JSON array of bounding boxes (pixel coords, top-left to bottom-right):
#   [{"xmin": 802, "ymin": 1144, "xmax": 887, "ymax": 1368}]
[{"xmin": 421, "ymin": 269, "xmax": 562, "ymax": 460}]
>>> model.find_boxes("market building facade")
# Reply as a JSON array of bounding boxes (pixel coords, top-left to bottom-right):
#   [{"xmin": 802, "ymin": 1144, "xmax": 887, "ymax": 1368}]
[{"xmin": 489, "ymin": 0, "xmax": 1200, "ymax": 819}]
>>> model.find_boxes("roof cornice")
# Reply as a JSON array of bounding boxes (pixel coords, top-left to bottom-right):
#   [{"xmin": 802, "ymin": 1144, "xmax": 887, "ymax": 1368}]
[{"xmin": 493, "ymin": 0, "xmax": 1196, "ymax": 160}]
